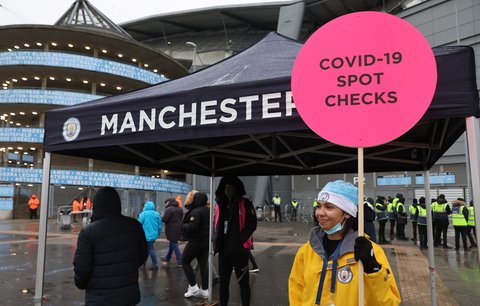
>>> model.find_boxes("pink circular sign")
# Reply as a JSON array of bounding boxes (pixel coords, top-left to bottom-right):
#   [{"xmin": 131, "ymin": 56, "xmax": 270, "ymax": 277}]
[{"xmin": 291, "ymin": 12, "xmax": 437, "ymax": 148}]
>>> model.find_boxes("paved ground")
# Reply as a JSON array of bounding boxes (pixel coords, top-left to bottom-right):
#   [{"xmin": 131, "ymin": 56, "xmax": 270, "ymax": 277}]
[{"xmin": 0, "ymin": 218, "xmax": 479, "ymax": 305}]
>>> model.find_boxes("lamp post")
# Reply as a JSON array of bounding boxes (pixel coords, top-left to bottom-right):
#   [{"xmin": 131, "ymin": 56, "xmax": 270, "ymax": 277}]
[{"xmin": 186, "ymin": 41, "xmax": 197, "ymax": 72}]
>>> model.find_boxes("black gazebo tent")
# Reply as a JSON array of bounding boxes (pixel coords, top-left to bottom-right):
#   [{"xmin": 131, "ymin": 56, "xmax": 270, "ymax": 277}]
[{"xmin": 34, "ymin": 33, "xmax": 479, "ymax": 305}]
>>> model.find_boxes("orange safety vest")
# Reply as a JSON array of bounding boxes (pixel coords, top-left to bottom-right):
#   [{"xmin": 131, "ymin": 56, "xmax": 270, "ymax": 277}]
[{"xmin": 72, "ymin": 199, "xmax": 82, "ymax": 212}]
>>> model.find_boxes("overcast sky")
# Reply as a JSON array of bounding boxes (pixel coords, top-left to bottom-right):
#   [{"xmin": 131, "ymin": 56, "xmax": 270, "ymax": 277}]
[{"xmin": 0, "ymin": 0, "xmax": 291, "ymax": 26}]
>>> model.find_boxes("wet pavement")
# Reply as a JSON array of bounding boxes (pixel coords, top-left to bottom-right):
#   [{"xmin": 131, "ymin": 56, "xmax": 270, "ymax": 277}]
[{"xmin": 0, "ymin": 218, "xmax": 479, "ymax": 305}]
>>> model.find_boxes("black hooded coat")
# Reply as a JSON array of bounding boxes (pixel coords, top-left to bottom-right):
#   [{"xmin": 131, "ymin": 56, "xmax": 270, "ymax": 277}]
[
  {"xmin": 181, "ymin": 192, "xmax": 210, "ymax": 242},
  {"xmin": 73, "ymin": 187, "xmax": 148, "ymax": 306},
  {"xmin": 213, "ymin": 176, "xmax": 257, "ymax": 256},
  {"xmin": 162, "ymin": 198, "xmax": 184, "ymax": 242}
]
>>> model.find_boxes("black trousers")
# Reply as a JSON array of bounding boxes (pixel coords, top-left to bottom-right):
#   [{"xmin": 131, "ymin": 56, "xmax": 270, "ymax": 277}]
[
  {"xmin": 411, "ymin": 221, "xmax": 417, "ymax": 240},
  {"xmin": 274, "ymin": 205, "xmax": 282, "ymax": 222},
  {"xmin": 29, "ymin": 208, "xmax": 38, "ymax": 219},
  {"xmin": 378, "ymin": 219, "xmax": 387, "ymax": 242},
  {"xmin": 247, "ymin": 249, "xmax": 258, "ymax": 270},
  {"xmin": 467, "ymin": 225, "xmax": 477, "ymax": 246},
  {"xmin": 182, "ymin": 240, "xmax": 209, "ymax": 289},
  {"xmin": 434, "ymin": 221, "xmax": 449, "ymax": 247},
  {"xmin": 418, "ymin": 224, "xmax": 427, "ymax": 248},
  {"xmin": 454, "ymin": 226, "xmax": 468, "ymax": 249},
  {"xmin": 219, "ymin": 253, "xmax": 250, "ymax": 306},
  {"xmin": 292, "ymin": 208, "xmax": 297, "ymax": 221},
  {"xmin": 397, "ymin": 223, "xmax": 406, "ymax": 239},
  {"xmin": 389, "ymin": 219, "xmax": 396, "ymax": 236}
]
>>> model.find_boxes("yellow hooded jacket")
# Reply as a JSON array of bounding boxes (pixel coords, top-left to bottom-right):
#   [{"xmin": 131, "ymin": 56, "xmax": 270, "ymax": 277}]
[{"xmin": 289, "ymin": 228, "xmax": 400, "ymax": 306}]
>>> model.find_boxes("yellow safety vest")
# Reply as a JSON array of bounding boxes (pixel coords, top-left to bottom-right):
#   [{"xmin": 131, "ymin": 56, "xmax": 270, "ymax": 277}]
[
  {"xmin": 291, "ymin": 201, "xmax": 299, "ymax": 208},
  {"xmin": 452, "ymin": 205, "xmax": 468, "ymax": 227},
  {"xmin": 273, "ymin": 196, "xmax": 281, "ymax": 205},
  {"xmin": 468, "ymin": 206, "xmax": 475, "ymax": 226},
  {"xmin": 417, "ymin": 206, "xmax": 427, "ymax": 225}
]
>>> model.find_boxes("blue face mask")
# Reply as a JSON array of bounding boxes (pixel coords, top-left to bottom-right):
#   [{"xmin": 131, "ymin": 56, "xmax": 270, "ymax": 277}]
[{"xmin": 323, "ymin": 216, "xmax": 346, "ymax": 235}]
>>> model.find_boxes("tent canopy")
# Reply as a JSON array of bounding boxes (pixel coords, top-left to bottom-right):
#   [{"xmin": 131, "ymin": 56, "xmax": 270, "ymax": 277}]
[{"xmin": 43, "ymin": 33, "xmax": 480, "ymax": 176}]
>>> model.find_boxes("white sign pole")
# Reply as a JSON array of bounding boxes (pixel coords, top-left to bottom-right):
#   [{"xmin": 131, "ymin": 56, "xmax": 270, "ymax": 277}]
[{"xmin": 358, "ymin": 147, "xmax": 365, "ymax": 305}]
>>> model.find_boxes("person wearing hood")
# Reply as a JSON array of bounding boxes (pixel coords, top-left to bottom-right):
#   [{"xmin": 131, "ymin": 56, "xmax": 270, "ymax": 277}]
[
  {"xmin": 181, "ymin": 190, "xmax": 210, "ymax": 299},
  {"xmin": 452, "ymin": 198, "xmax": 469, "ymax": 251},
  {"xmin": 214, "ymin": 175, "xmax": 257, "ymax": 306},
  {"xmin": 289, "ymin": 180, "xmax": 400, "ymax": 306},
  {"xmin": 433, "ymin": 194, "xmax": 452, "ymax": 248},
  {"xmin": 364, "ymin": 197, "xmax": 377, "ymax": 243},
  {"xmin": 138, "ymin": 201, "xmax": 162, "ymax": 270},
  {"xmin": 28, "ymin": 194, "xmax": 40, "ymax": 219},
  {"xmin": 161, "ymin": 198, "xmax": 183, "ymax": 267},
  {"xmin": 395, "ymin": 194, "xmax": 409, "ymax": 241},
  {"xmin": 73, "ymin": 187, "xmax": 148, "ymax": 306}
]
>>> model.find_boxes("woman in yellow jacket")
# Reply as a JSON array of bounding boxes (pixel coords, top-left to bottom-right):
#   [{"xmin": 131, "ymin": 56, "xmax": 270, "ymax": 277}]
[{"xmin": 289, "ymin": 180, "xmax": 401, "ymax": 306}]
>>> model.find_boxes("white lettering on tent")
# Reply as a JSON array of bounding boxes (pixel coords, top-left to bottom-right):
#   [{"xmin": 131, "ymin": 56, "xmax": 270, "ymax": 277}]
[
  {"xmin": 200, "ymin": 100, "xmax": 218, "ymax": 125},
  {"xmin": 219, "ymin": 98, "xmax": 237, "ymax": 123},
  {"xmin": 285, "ymin": 91, "xmax": 296, "ymax": 116},
  {"xmin": 179, "ymin": 103, "xmax": 197, "ymax": 127},
  {"xmin": 119, "ymin": 112, "xmax": 137, "ymax": 133},
  {"xmin": 262, "ymin": 93, "xmax": 282, "ymax": 118},
  {"xmin": 239, "ymin": 95, "xmax": 258, "ymax": 120},
  {"xmin": 139, "ymin": 109, "xmax": 156, "ymax": 131},
  {"xmin": 158, "ymin": 106, "xmax": 176, "ymax": 129},
  {"xmin": 101, "ymin": 114, "xmax": 118, "ymax": 135}
]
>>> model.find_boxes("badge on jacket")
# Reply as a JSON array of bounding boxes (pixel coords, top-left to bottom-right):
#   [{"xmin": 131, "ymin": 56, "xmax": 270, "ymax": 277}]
[
  {"xmin": 337, "ymin": 266, "xmax": 353, "ymax": 284},
  {"xmin": 189, "ymin": 216, "xmax": 195, "ymax": 222}
]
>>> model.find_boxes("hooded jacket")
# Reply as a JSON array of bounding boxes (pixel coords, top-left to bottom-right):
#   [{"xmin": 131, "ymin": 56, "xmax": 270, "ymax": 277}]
[
  {"xmin": 73, "ymin": 187, "xmax": 148, "ymax": 306},
  {"xmin": 289, "ymin": 227, "xmax": 400, "ymax": 306},
  {"xmin": 162, "ymin": 198, "xmax": 183, "ymax": 242},
  {"xmin": 181, "ymin": 192, "xmax": 210, "ymax": 241},
  {"xmin": 28, "ymin": 195, "xmax": 39, "ymax": 209},
  {"xmin": 213, "ymin": 175, "xmax": 257, "ymax": 256},
  {"xmin": 138, "ymin": 201, "xmax": 162, "ymax": 242}
]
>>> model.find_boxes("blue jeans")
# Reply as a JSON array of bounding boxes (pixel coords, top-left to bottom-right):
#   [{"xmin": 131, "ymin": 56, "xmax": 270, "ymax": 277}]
[
  {"xmin": 147, "ymin": 241, "xmax": 158, "ymax": 266},
  {"xmin": 166, "ymin": 241, "xmax": 182, "ymax": 264}
]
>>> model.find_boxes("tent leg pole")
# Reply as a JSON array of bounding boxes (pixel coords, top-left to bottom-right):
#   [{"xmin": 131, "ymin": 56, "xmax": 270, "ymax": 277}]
[
  {"xmin": 208, "ymin": 175, "xmax": 214, "ymax": 303},
  {"xmin": 34, "ymin": 152, "xmax": 52, "ymax": 306},
  {"xmin": 465, "ymin": 116, "xmax": 480, "ymax": 261},
  {"xmin": 424, "ymin": 170, "xmax": 437, "ymax": 306}
]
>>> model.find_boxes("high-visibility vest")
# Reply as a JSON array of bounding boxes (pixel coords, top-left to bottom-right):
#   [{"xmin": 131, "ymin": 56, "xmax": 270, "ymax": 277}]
[
  {"xmin": 313, "ymin": 201, "xmax": 318, "ymax": 208},
  {"xmin": 291, "ymin": 200, "xmax": 299, "ymax": 208},
  {"xmin": 417, "ymin": 206, "xmax": 427, "ymax": 225},
  {"xmin": 374, "ymin": 202, "xmax": 387, "ymax": 220},
  {"xmin": 452, "ymin": 205, "xmax": 468, "ymax": 226},
  {"xmin": 397, "ymin": 202, "xmax": 407, "ymax": 220},
  {"xmin": 387, "ymin": 202, "xmax": 396, "ymax": 220},
  {"xmin": 432, "ymin": 202, "xmax": 449, "ymax": 220},
  {"xmin": 273, "ymin": 196, "xmax": 281, "ymax": 205},
  {"xmin": 468, "ymin": 206, "xmax": 476, "ymax": 226},
  {"xmin": 409, "ymin": 204, "xmax": 418, "ymax": 221}
]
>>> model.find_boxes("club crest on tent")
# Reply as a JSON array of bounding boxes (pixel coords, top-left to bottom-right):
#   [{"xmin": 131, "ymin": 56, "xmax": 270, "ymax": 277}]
[{"xmin": 62, "ymin": 117, "xmax": 81, "ymax": 142}]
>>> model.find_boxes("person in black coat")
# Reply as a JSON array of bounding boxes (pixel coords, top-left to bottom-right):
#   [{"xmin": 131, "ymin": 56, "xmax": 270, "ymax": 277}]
[
  {"xmin": 73, "ymin": 187, "xmax": 148, "ymax": 306},
  {"xmin": 181, "ymin": 190, "xmax": 210, "ymax": 299},
  {"xmin": 214, "ymin": 176, "xmax": 257, "ymax": 306},
  {"xmin": 364, "ymin": 197, "xmax": 377, "ymax": 243},
  {"xmin": 161, "ymin": 198, "xmax": 184, "ymax": 267}
]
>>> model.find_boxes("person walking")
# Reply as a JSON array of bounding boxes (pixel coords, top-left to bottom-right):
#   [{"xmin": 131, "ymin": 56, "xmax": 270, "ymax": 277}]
[
  {"xmin": 409, "ymin": 198, "xmax": 419, "ymax": 242},
  {"xmin": 452, "ymin": 199, "xmax": 469, "ymax": 251},
  {"xmin": 28, "ymin": 194, "xmax": 40, "ymax": 219},
  {"xmin": 73, "ymin": 187, "xmax": 148, "ymax": 306},
  {"xmin": 291, "ymin": 199, "xmax": 299, "ymax": 222},
  {"xmin": 161, "ymin": 198, "xmax": 183, "ymax": 268},
  {"xmin": 138, "ymin": 201, "xmax": 162, "ymax": 270},
  {"xmin": 433, "ymin": 194, "xmax": 452, "ymax": 248},
  {"xmin": 467, "ymin": 201, "xmax": 477, "ymax": 249},
  {"xmin": 395, "ymin": 194, "xmax": 409, "ymax": 241},
  {"xmin": 375, "ymin": 196, "xmax": 389, "ymax": 244},
  {"xmin": 214, "ymin": 175, "xmax": 257, "ymax": 306},
  {"xmin": 417, "ymin": 197, "xmax": 428, "ymax": 250},
  {"xmin": 272, "ymin": 194, "xmax": 282, "ymax": 222},
  {"xmin": 72, "ymin": 198, "xmax": 82, "ymax": 223},
  {"xmin": 288, "ymin": 180, "xmax": 401, "ymax": 306},
  {"xmin": 181, "ymin": 190, "xmax": 210, "ymax": 299}
]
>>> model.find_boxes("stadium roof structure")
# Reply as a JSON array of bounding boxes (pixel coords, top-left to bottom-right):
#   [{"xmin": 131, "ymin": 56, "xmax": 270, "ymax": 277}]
[
  {"xmin": 43, "ymin": 33, "xmax": 480, "ymax": 176},
  {"xmin": 122, "ymin": 0, "xmax": 405, "ymax": 42}
]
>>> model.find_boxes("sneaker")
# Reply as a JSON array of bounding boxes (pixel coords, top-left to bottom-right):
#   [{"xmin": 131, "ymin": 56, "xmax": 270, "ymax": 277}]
[
  {"xmin": 148, "ymin": 265, "xmax": 158, "ymax": 270},
  {"xmin": 161, "ymin": 257, "xmax": 169, "ymax": 263},
  {"xmin": 249, "ymin": 268, "xmax": 259, "ymax": 273},
  {"xmin": 176, "ymin": 264, "xmax": 183, "ymax": 268},
  {"xmin": 194, "ymin": 289, "xmax": 209, "ymax": 299},
  {"xmin": 184, "ymin": 284, "xmax": 200, "ymax": 298}
]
